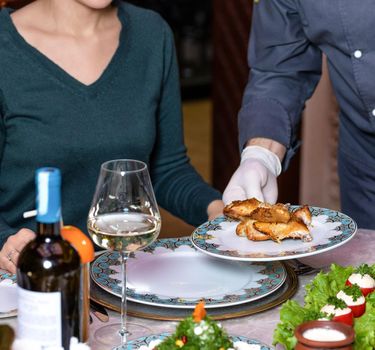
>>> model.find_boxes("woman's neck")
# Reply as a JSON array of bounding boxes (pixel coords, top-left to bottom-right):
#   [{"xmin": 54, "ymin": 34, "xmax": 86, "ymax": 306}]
[{"xmin": 36, "ymin": 0, "xmax": 116, "ymax": 37}]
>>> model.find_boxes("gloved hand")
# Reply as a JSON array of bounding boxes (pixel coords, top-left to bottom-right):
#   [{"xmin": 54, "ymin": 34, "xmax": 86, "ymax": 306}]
[{"xmin": 223, "ymin": 145, "xmax": 282, "ymax": 204}]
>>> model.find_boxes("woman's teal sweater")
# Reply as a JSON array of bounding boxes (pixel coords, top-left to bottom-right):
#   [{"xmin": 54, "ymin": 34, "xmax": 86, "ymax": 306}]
[{"xmin": 0, "ymin": 2, "xmax": 221, "ymax": 246}]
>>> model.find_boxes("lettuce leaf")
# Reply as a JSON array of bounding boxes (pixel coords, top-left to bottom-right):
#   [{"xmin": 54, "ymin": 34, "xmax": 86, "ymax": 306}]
[
  {"xmin": 272, "ymin": 300, "xmax": 323, "ymax": 350},
  {"xmin": 354, "ymin": 292, "xmax": 375, "ymax": 349},
  {"xmin": 304, "ymin": 264, "xmax": 354, "ymax": 311},
  {"xmin": 273, "ymin": 263, "xmax": 375, "ymax": 349}
]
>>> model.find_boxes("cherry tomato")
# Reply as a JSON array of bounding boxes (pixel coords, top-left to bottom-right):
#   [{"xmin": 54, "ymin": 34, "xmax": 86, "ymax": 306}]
[
  {"xmin": 348, "ymin": 302, "xmax": 366, "ymax": 318},
  {"xmin": 333, "ymin": 311, "xmax": 354, "ymax": 327}
]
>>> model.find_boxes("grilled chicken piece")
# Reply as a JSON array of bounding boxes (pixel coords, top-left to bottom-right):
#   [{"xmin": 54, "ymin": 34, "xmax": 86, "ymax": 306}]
[
  {"xmin": 248, "ymin": 204, "xmax": 290, "ymax": 224},
  {"xmin": 254, "ymin": 220, "xmax": 312, "ymax": 243},
  {"xmin": 224, "ymin": 198, "xmax": 291, "ymax": 222},
  {"xmin": 236, "ymin": 219, "xmax": 270, "ymax": 241},
  {"xmin": 223, "ymin": 198, "xmax": 263, "ymax": 220},
  {"xmin": 292, "ymin": 205, "xmax": 312, "ymax": 226},
  {"xmin": 226, "ymin": 199, "xmax": 313, "ymax": 243}
]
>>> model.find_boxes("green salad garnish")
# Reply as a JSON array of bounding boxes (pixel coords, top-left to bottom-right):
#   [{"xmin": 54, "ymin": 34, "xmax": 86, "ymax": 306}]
[
  {"xmin": 155, "ymin": 316, "xmax": 233, "ymax": 350},
  {"xmin": 273, "ymin": 263, "xmax": 375, "ymax": 350},
  {"xmin": 341, "ymin": 284, "xmax": 363, "ymax": 302},
  {"xmin": 355, "ymin": 264, "xmax": 375, "ymax": 278},
  {"xmin": 326, "ymin": 296, "xmax": 348, "ymax": 309},
  {"xmin": 155, "ymin": 302, "xmax": 233, "ymax": 350}
]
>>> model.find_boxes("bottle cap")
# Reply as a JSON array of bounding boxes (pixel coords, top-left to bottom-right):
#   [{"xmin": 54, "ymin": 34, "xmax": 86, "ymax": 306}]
[{"xmin": 36, "ymin": 167, "xmax": 61, "ymax": 224}]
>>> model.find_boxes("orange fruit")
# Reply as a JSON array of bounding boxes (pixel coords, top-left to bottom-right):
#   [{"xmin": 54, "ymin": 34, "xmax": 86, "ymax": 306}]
[{"xmin": 61, "ymin": 225, "xmax": 95, "ymax": 263}]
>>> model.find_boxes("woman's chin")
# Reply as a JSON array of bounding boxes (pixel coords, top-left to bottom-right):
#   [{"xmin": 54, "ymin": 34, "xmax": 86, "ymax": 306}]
[{"xmin": 76, "ymin": 0, "xmax": 114, "ymax": 10}]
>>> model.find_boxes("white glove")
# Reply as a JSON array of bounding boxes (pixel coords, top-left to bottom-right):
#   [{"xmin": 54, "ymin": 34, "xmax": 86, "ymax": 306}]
[{"xmin": 223, "ymin": 145, "xmax": 282, "ymax": 204}]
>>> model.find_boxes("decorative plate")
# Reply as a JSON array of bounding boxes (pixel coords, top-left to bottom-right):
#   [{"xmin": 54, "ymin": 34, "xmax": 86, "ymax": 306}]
[
  {"xmin": 191, "ymin": 207, "xmax": 357, "ymax": 261},
  {"xmin": 127, "ymin": 332, "xmax": 274, "ymax": 350},
  {"xmin": 90, "ymin": 262, "xmax": 298, "ymax": 320},
  {"xmin": 0, "ymin": 271, "xmax": 17, "ymax": 318},
  {"xmin": 90, "ymin": 238, "xmax": 286, "ymax": 309}
]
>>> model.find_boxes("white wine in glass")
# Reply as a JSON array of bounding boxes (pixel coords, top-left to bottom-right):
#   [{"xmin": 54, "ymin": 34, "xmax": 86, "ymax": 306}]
[{"xmin": 87, "ymin": 159, "xmax": 161, "ymax": 349}]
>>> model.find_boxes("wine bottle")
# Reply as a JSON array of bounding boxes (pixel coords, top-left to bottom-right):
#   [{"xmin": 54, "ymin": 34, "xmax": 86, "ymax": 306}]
[{"xmin": 17, "ymin": 167, "xmax": 81, "ymax": 350}]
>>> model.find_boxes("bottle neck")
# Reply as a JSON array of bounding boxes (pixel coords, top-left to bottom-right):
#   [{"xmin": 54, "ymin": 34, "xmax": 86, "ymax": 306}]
[{"xmin": 37, "ymin": 222, "xmax": 61, "ymax": 237}]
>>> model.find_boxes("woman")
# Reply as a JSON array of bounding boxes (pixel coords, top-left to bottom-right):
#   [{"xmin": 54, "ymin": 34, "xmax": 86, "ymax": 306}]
[{"xmin": 0, "ymin": 0, "xmax": 224, "ymax": 272}]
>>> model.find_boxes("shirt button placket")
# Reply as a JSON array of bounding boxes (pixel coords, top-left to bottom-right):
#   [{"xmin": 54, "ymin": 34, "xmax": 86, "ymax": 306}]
[{"xmin": 352, "ymin": 50, "xmax": 373, "ymax": 118}]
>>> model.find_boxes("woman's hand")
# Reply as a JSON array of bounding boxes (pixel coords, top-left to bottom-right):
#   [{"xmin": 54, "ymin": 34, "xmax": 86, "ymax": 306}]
[
  {"xmin": 0, "ymin": 229, "xmax": 36, "ymax": 273},
  {"xmin": 207, "ymin": 199, "xmax": 225, "ymax": 221}
]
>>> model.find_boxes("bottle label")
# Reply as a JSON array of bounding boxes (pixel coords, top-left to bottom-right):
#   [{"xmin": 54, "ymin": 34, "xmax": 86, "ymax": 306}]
[{"xmin": 17, "ymin": 286, "xmax": 62, "ymax": 346}]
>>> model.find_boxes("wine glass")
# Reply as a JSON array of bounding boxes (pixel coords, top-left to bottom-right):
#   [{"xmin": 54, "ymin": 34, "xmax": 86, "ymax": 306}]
[{"xmin": 87, "ymin": 159, "xmax": 161, "ymax": 349}]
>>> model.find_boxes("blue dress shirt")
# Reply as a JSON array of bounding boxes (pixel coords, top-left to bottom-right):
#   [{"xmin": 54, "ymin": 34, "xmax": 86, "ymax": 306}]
[{"xmin": 239, "ymin": 0, "xmax": 375, "ymax": 228}]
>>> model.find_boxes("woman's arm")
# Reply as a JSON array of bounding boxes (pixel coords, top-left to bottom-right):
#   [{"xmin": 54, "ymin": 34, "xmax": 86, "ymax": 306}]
[
  {"xmin": 0, "ymin": 92, "xmax": 35, "ymax": 271},
  {"xmin": 150, "ymin": 20, "xmax": 222, "ymax": 226}
]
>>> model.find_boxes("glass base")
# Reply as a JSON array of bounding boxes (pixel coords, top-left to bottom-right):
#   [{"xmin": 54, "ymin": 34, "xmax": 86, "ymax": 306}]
[{"xmin": 93, "ymin": 322, "xmax": 152, "ymax": 349}]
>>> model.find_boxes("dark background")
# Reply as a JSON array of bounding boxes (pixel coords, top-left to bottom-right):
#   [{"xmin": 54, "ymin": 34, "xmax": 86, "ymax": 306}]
[{"xmin": 127, "ymin": 0, "xmax": 213, "ymax": 100}]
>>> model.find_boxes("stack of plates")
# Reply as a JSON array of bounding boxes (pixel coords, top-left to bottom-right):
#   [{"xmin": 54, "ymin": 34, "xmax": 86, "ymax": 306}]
[
  {"xmin": 90, "ymin": 237, "xmax": 290, "ymax": 350},
  {"xmin": 91, "ymin": 206, "xmax": 357, "ymax": 319},
  {"xmin": 91, "ymin": 237, "xmax": 289, "ymax": 314},
  {"xmin": 90, "ymin": 206, "xmax": 357, "ymax": 349}
]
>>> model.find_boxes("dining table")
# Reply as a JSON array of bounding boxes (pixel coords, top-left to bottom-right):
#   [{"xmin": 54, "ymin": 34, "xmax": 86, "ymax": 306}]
[{"xmin": 1, "ymin": 228, "xmax": 374, "ymax": 349}]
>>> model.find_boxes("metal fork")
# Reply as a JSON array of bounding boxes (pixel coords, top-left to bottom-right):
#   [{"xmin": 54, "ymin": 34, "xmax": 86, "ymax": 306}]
[{"xmin": 286, "ymin": 259, "xmax": 320, "ymax": 276}]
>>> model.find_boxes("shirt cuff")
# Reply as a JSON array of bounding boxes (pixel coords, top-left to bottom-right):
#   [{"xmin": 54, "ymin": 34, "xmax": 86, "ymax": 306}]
[{"xmin": 238, "ymin": 97, "xmax": 299, "ymax": 170}]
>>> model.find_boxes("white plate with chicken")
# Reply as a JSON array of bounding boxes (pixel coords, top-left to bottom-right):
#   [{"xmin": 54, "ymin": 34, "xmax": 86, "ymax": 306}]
[{"xmin": 191, "ymin": 199, "xmax": 357, "ymax": 261}]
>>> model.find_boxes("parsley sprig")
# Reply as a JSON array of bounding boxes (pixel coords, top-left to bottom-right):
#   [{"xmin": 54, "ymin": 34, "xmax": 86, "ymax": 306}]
[
  {"xmin": 341, "ymin": 285, "xmax": 363, "ymax": 302},
  {"xmin": 327, "ymin": 296, "xmax": 348, "ymax": 310},
  {"xmin": 355, "ymin": 264, "xmax": 374, "ymax": 278}
]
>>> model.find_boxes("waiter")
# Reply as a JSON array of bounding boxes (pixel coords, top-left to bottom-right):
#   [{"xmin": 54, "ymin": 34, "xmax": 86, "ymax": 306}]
[{"xmin": 223, "ymin": 0, "xmax": 375, "ymax": 229}]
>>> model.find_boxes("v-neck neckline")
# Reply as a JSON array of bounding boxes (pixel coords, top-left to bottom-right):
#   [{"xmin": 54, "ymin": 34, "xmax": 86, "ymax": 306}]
[{"xmin": 3, "ymin": 3, "xmax": 128, "ymax": 96}]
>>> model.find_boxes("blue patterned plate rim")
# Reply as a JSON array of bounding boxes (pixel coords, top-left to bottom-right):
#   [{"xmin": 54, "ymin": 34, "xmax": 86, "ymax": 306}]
[
  {"xmin": 126, "ymin": 332, "xmax": 274, "ymax": 349},
  {"xmin": 0, "ymin": 271, "xmax": 16, "ymax": 284},
  {"xmin": 0, "ymin": 270, "xmax": 17, "ymax": 318},
  {"xmin": 90, "ymin": 237, "xmax": 287, "ymax": 309},
  {"xmin": 191, "ymin": 206, "xmax": 357, "ymax": 262}
]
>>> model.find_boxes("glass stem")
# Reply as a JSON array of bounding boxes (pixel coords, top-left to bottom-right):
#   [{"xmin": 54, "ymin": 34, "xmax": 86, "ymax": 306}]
[{"xmin": 119, "ymin": 250, "xmax": 129, "ymax": 345}]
